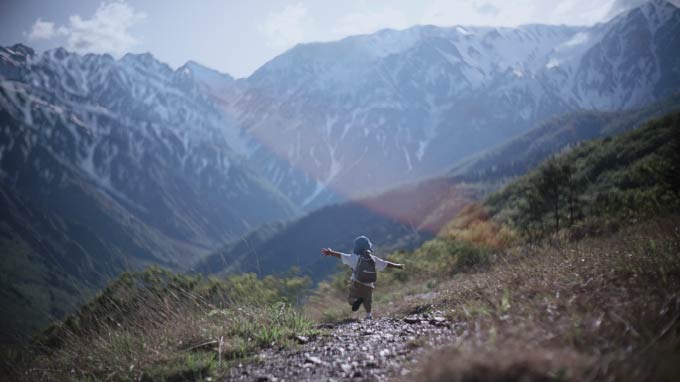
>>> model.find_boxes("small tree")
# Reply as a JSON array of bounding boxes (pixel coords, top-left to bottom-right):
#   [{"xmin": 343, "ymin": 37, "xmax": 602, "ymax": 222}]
[
  {"xmin": 536, "ymin": 158, "xmax": 564, "ymax": 233},
  {"xmin": 666, "ymin": 118, "xmax": 680, "ymax": 197},
  {"xmin": 518, "ymin": 182, "xmax": 546, "ymax": 241},
  {"xmin": 561, "ymin": 161, "xmax": 583, "ymax": 227},
  {"xmin": 520, "ymin": 156, "xmax": 587, "ymax": 238}
]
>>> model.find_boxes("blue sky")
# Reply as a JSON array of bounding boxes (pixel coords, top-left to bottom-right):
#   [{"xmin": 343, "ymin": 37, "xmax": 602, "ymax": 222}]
[{"xmin": 0, "ymin": 0, "xmax": 663, "ymax": 78}]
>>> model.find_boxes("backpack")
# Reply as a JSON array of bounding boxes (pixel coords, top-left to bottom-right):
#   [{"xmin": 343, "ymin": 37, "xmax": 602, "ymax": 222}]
[{"xmin": 354, "ymin": 251, "xmax": 377, "ymax": 283}]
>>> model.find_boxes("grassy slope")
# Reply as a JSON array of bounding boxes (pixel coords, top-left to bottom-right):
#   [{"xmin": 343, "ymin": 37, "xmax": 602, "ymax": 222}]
[
  {"xmin": 486, "ymin": 110, "xmax": 680, "ymax": 226},
  {"xmin": 0, "ymin": 187, "xmax": 103, "ymax": 342},
  {"xmin": 3, "ymin": 268, "xmax": 317, "ymax": 381},
  {"xmin": 410, "ymin": 217, "xmax": 680, "ymax": 382},
  {"xmin": 307, "ymin": 111, "xmax": 680, "ymax": 380}
]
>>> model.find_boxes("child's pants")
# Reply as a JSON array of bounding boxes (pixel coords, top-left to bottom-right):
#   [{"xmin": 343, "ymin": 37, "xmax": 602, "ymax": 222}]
[{"xmin": 347, "ymin": 281, "xmax": 373, "ymax": 312}]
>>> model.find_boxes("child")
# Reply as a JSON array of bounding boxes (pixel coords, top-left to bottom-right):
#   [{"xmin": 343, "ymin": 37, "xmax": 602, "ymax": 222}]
[{"xmin": 321, "ymin": 235, "xmax": 404, "ymax": 319}]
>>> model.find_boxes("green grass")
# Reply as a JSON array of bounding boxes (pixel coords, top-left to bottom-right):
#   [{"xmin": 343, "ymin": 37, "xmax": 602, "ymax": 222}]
[{"xmin": 6, "ymin": 268, "xmax": 319, "ymax": 381}]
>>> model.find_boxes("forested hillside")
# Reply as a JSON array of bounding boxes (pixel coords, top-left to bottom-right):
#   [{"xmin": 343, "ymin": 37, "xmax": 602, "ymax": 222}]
[{"xmin": 486, "ymin": 110, "xmax": 680, "ymax": 237}]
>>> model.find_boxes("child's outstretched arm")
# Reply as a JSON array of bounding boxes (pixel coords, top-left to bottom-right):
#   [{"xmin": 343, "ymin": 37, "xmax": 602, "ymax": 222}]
[
  {"xmin": 321, "ymin": 248, "xmax": 341, "ymax": 259},
  {"xmin": 386, "ymin": 261, "xmax": 404, "ymax": 270}
]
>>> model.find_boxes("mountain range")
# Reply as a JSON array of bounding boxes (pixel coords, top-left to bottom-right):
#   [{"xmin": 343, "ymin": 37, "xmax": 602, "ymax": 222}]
[
  {"xmin": 219, "ymin": 0, "xmax": 680, "ymax": 208},
  {"xmin": 1, "ymin": 0, "xmax": 679, "ymax": 340}
]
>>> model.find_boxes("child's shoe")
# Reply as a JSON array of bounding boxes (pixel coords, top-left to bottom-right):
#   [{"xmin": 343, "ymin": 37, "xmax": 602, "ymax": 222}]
[{"xmin": 365, "ymin": 312, "xmax": 373, "ymax": 320}]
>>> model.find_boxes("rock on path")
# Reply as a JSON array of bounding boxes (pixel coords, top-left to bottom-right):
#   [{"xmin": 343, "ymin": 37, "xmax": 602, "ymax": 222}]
[{"xmin": 226, "ymin": 313, "xmax": 459, "ymax": 381}]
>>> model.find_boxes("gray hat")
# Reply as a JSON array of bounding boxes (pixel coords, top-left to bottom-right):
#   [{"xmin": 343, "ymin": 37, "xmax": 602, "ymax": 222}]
[{"xmin": 353, "ymin": 236, "xmax": 372, "ymax": 255}]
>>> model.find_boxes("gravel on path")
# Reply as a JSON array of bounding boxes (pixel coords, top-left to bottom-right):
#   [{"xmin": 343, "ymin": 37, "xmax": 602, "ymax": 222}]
[{"xmin": 227, "ymin": 312, "xmax": 463, "ymax": 381}]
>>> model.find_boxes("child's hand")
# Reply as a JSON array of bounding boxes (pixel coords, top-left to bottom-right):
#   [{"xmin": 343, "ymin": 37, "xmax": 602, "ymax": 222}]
[{"xmin": 320, "ymin": 248, "xmax": 332, "ymax": 256}]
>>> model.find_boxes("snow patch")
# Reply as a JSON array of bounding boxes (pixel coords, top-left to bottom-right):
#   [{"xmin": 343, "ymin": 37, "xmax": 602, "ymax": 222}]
[
  {"xmin": 325, "ymin": 115, "xmax": 337, "ymax": 136},
  {"xmin": 402, "ymin": 146, "xmax": 412, "ymax": 171},
  {"xmin": 561, "ymin": 32, "xmax": 589, "ymax": 48},
  {"xmin": 546, "ymin": 58, "xmax": 560, "ymax": 69},
  {"xmin": 302, "ymin": 180, "xmax": 325, "ymax": 206},
  {"xmin": 326, "ymin": 143, "xmax": 342, "ymax": 183},
  {"xmin": 416, "ymin": 140, "xmax": 428, "ymax": 162},
  {"xmin": 456, "ymin": 26, "xmax": 473, "ymax": 36}
]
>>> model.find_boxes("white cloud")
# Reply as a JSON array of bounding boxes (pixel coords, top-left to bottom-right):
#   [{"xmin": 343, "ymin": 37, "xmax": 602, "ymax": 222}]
[
  {"xmin": 258, "ymin": 3, "xmax": 310, "ymax": 50},
  {"xmin": 476, "ymin": 2, "xmax": 500, "ymax": 16},
  {"xmin": 25, "ymin": 1, "xmax": 146, "ymax": 57},
  {"xmin": 66, "ymin": 1, "xmax": 146, "ymax": 56},
  {"xmin": 27, "ymin": 18, "xmax": 67, "ymax": 40},
  {"xmin": 332, "ymin": 7, "xmax": 410, "ymax": 38},
  {"xmin": 422, "ymin": 0, "xmax": 544, "ymax": 27}
]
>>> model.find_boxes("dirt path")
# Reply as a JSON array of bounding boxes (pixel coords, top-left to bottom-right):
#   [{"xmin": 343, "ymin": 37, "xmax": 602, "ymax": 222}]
[{"xmin": 226, "ymin": 312, "xmax": 459, "ymax": 381}]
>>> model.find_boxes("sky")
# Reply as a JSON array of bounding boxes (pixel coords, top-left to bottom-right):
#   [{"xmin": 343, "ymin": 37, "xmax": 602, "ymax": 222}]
[{"xmin": 0, "ymin": 0, "xmax": 666, "ymax": 78}]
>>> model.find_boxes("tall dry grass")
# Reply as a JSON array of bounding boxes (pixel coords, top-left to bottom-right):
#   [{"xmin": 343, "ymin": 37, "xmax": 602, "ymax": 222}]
[
  {"xmin": 407, "ymin": 216, "xmax": 680, "ymax": 381},
  {"xmin": 7, "ymin": 269, "xmax": 316, "ymax": 381}
]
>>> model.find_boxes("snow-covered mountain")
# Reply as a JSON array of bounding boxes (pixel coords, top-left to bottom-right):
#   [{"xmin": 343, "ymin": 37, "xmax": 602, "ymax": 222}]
[
  {"xmin": 0, "ymin": 44, "xmax": 298, "ymax": 264},
  {"xmin": 3, "ymin": 0, "xmax": 677, "ymax": 232},
  {"xmin": 216, "ymin": 0, "xmax": 679, "ymax": 209}
]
